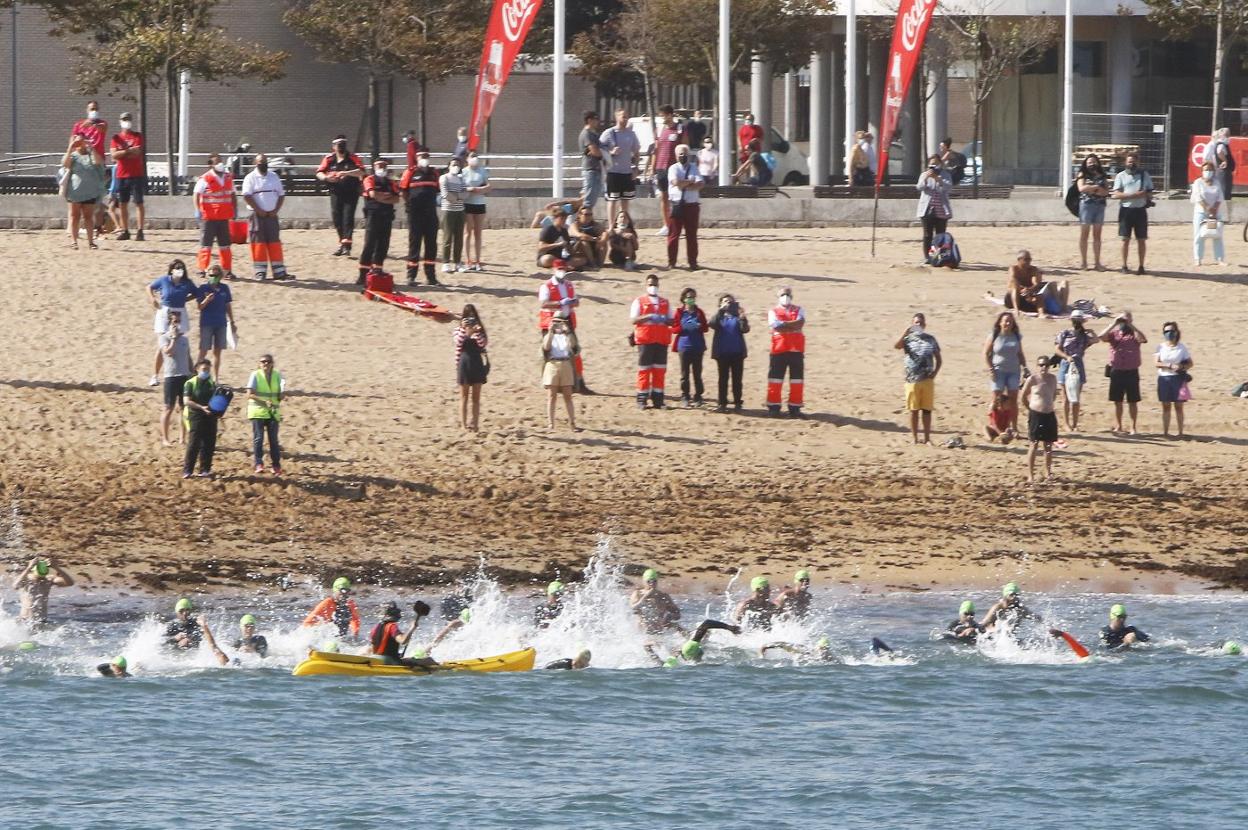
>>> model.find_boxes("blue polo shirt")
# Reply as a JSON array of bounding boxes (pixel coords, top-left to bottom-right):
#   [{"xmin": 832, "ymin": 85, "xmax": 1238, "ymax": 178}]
[
  {"xmin": 198, "ymin": 283, "xmax": 233, "ymax": 328},
  {"xmin": 149, "ymin": 275, "xmax": 202, "ymax": 310}
]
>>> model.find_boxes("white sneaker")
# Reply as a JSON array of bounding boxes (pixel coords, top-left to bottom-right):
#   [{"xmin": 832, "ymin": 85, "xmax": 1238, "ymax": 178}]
[
  {"xmin": 456, "ymin": 263, "xmax": 467, "ymax": 272},
  {"xmin": 148, "ymin": 374, "xmax": 160, "ymax": 387},
  {"xmin": 654, "ymin": 227, "xmax": 669, "ymax": 236},
  {"xmin": 442, "ymin": 263, "xmax": 454, "ymax": 273}
]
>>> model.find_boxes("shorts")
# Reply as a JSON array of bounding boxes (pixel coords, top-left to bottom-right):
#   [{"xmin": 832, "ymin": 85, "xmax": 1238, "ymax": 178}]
[
  {"xmin": 200, "ymin": 324, "xmax": 229, "ymax": 352},
  {"xmin": 163, "ymin": 375, "xmax": 188, "ymax": 408},
  {"xmin": 1058, "ymin": 361, "xmax": 1084, "ymax": 403},
  {"xmin": 116, "ymin": 176, "xmax": 145, "ymax": 205},
  {"xmin": 1118, "ymin": 206, "xmax": 1148, "ymax": 240},
  {"xmin": 464, "ymin": 203, "xmax": 486, "ymax": 215},
  {"xmin": 991, "ymin": 368, "xmax": 1021, "ymax": 392},
  {"xmin": 655, "ymin": 170, "xmax": 669, "ymax": 194},
  {"xmin": 1078, "ymin": 200, "xmax": 1105, "ymax": 226},
  {"xmin": 1028, "ymin": 410, "xmax": 1059, "ymax": 443},
  {"xmin": 69, "ymin": 198, "xmax": 97, "ymax": 205},
  {"xmin": 1108, "ymin": 368, "xmax": 1141, "ymax": 403},
  {"xmin": 606, "ymin": 172, "xmax": 636, "ymax": 201},
  {"xmin": 200, "ymin": 219, "xmax": 231, "ymax": 248},
  {"xmin": 543, "ymin": 359, "xmax": 575, "ymax": 388},
  {"xmin": 905, "ymin": 378, "xmax": 935, "ymax": 411},
  {"xmin": 1157, "ymin": 373, "xmax": 1185, "ymax": 403},
  {"xmin": 581, "ymin": 169, "xmax": 604, "ymax": 207}
]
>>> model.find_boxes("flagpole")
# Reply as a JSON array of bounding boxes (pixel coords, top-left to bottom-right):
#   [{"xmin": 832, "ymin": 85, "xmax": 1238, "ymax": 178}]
[
  {"xmin": 718, "ymin": 0, "xmax": 731, "ymax": 186},
  {"xmin": 1059, "ymin": 0, "xmax": 1073, "ymax": 194},
  {"xmin": 552, "ymin": 0, "xmax": 565, "ymax": 197},
  {"xmin": 844, "ymin": 0, "xmax": 857, "ymax": 183}
]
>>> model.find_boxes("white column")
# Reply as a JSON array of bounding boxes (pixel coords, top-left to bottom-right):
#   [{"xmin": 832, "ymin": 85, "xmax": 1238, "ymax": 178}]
[
  {"xmin": 844, "ymin": 0, "xmax": 857, "ymax": 179},
  {"xmin": 828, "ymin": 44, "xmax": 841, "ymax": 180},
  {"xmin": 925, "ymin": 62, "xmax": 948, "ymax": 158},
  {"xmin": 783, "ymin": 71, "xmax": 797, "ymax": 140},
  {"xmin": 1060, "ymin": 0, "xmax": 1074, "ymax": 190},
  {"xmin": 177, "ymin": 70, "xmax": 190, "ymax": 179},
  {"xmin": 866, "ymin": 38, "xmax": 886, "ymax": 136},
  {"xmin": 810, "ymin": 51, "xmax": 829, "ymax": 186},
  {"xmin": 1109, "ymin": 15, "xmax": 1132, "ymax": 143},
  {"xmin": 751, "ymin": 56, "xmax": 773, "ymax": 138},
  {"xmin": 551, "ymin": 0, "xmax": 565, "ymax": 197},
  {"xmin": 718, "ymin": 0, "xmax": 732, "ymax": 186}
]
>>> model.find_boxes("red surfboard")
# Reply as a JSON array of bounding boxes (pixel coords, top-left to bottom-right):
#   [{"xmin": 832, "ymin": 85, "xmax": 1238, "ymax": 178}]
[{"xmin": 363, "ymin": 289, "xmax": 453, "ymax": 319}]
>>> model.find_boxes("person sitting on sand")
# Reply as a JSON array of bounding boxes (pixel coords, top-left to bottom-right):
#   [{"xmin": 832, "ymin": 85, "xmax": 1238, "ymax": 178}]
[
  {"xmin": 644, "ymin": 619, "xmax": 742, "ymax": 666},
  {"xmin": 535, "ymin": 580, "xmax": 566, "ymax": 628},
  {"xmin": 369, "ymin": 601, "xmax": 437, "ymax": 667},
  {"xmin": 630, "ymin": 569, "xmax": 683, "ymax": 634},
  {"xmin": 537, "ymin": 208, "xmax": 587, "ymax": 270},
  {"xmin": 1003, "ymin": 250, "xmax": 1069, "ymax": 316},
  {"xmin": 165, "ymin": 597, "xmax": 204, "ymax": 650},
  {"xmin": 545, "ymin": 649, "xmax": 593, "ymax": 670},
  {"xmin": 233, "ymin": 614, "xmax": 269, "ymax": 658},
  {"xmin": 303, "ymin": 577, "xmax": 361, "ymax": 638},
  {"xmin": 571, "ymin": 206, "xmax": 609, "ymax": 268},
  {"xmin": 983, "ymin": 390, "xmax": 1017, "ymax": 444},
  {"xmin": 607, "ymin": 211, "xmax": 639, "ymax": 271},
  {"xmin": 97, "ymin": 655, "xmax": 131, "ymax": 678},
  {"xmin": 979, "ymin": 582, "xmax": 1041, "ymax": 633},
  {"xmin": 1100, "ymin": 603, "xmax": 1150, "ymax": 649},
  {"xmin": 734, "ymin": 577, "xmax": 777, "ymax": 631},
  {"xmin": 12, "ymin": 557, "xmax": 74, "ymax": 626},
  {"xmin": 946, "ymin": 601, "xmax": 982, "ymax": 643},
  {"xmin": 530, "ymin": 197, "xmax": 582, "ymax": 229},
  {"xmin": 773, "ymin": 569, "xmax": 813, "ymax": 620}
]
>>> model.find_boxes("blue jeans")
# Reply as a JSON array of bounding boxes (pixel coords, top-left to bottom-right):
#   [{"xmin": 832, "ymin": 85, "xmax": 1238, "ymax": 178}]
[
  {"xmin": 1193, "ymin": 210, "xmax": 1225, "ymax": 263},
  {"xmin": 251, "ymin": 418, "xmax": 281, "ymax": 468},
  {"xmin": 581, "ymin": 169, "xmax": 604, "ymax": 209}
]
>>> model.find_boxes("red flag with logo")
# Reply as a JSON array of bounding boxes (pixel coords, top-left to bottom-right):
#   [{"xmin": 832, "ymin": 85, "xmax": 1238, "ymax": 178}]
[
  {"xmin": 876, "ymin": 0, "xmax": 938, "ymax": 185},
  {"xmin": 468, "ymin": 0, "xmax": 544, "ymax": 151}
]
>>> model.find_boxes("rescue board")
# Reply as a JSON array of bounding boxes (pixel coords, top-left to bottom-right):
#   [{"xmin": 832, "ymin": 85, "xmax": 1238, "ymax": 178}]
[{"xmin": 363, "ymin": 289, "xmax": 453, "ymax": 319}]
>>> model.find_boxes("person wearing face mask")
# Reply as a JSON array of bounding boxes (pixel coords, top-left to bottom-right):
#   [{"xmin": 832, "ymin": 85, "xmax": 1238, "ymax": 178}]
[
  {"xmin": 697, "ymin": 136, "xmax": 719, "ymax": 180},
  {"xmin": 192, "ymin": 153, "xmax": 237, "ymax": 279},
  {"xmin": 738, "ymin": 113, "xmax": 763, "ymax": 165},
  {"xmin": 1097, "ymin": 311, "xmax": 1147, "ymax": 434},
  {"xmin": 630, "ymin": 274, "xmax": 674, "ymax": 410},
  {"xmin": 542, "ymin": 310, "xmax": 581, "ymax": 430},
  {"xmin": 1053, "ymin": 310, "xmax": 1097, "ymax": 432},
  {"xmin": 159, "ymin": 310, "xmax": 193, "ymax": 446},
  {"xmin": 462, "ymin": 152, "xmax": 491, "ymax": 271},
  {"xmin": 399, "ymin": 149, "xmax": 441, "ymax": 286},
  {"xmin": 894, "ymin": 313, "xmax": 941, "ymax": 444},
  {"xmin": 917, "ymin": 155, "xmax": 953, "ymax": 261},
  {"xmin": 767, "ymin": 287, "xmax": 806, "ymax": 418},
  {"xmin": 538, "ymin": 259, "xmax": 593, "ymax": 394},
  {"xmin": 357, "ymin": 158, "xmax": 401, "ymax": 284},
  {"xmin": 667, "ymin": 144, "xmax": 703, "ymax": 270},
  {"xmin": 1212, "ymin": 126, "xmax": 1236, "ymax": 220},
  {"xmin": 439, "ymin": 159, "xmax": 467, "ymax": 273},
  {"xmin": 647, "ymin": 105, "xmax": 685, "ymax": 237},
  {"xmin": 1155, "ymin": 321, "xmax": 1194, "ymax": 438},
  {"xmin": 709, "ymin": 293, "xmax": 749, "ymax": 411},
  {"xmin": 671, "ymin": 287, "xmax": 708, "ymax": 407},
  {"xmin": 1020, "ymin": 355, "xmax": 1059, "ymax": 483},
  {"xmin": 147, "ymin": 259, "xmax": 201, "ymax": 386},
  {"xmin": 315, "ymin": 136, "xmax": 365, "ymax": 256},
  {"xmin": 607, "ymin": 211, "xmax": 639, "ymax": 270},
  {"xmin": 71, "ymin": 100, "xmax": 108, "ymax": 158},
  {"xmin": 196, "ymin": 265, "xmax": 236, "ymax": 378},
  {"xmin": 1076, "ymin": 154, "xmax": 1109, "ymax": 270},
  {"xmin": 453, "ymin": 126, "xmax": 469, "ymax": 163},
  {"xmin": 241, "ymin": 154, "xmax": 292, "ymax": 281},
  {"xmin": 61, "ymin": 135, "xmax": 106, "ymax": 250},
  {"xmin": 579, "ymin": 110, "xmax": 605, "ymax": 209},
  {"xmin": 1110, "ymin": 152, "xmax": 1153, "ymax": 274},
  {"xmin": 453, "ymin": 305, "xmax": 489, "ymax": 431},
  {"xmin": 1190, "ymin": 160, "xmax": 1226, "ymax": 267},
  {"xmin": 182, "ymin": 359, "xmax": 220, "ymax": 478},
  {"xmin": 108, "ymin": 111, "xmax": 146, "ymax": 240}
]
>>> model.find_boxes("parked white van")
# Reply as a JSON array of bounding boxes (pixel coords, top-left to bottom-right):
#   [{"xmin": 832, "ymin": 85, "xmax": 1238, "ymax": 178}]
[{"xmin": 627, "ymin": 114, "xmax": 810, "ymax": 186}]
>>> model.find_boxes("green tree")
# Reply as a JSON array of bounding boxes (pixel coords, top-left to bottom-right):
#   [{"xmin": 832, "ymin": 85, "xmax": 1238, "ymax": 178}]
[
  {"xmin": 1143, "ymin": 0, "xmax": 1248, "ymax": 133},
  {"xmin": 284, "ymin": 0, "xmax": 485, "ymax": 157}
]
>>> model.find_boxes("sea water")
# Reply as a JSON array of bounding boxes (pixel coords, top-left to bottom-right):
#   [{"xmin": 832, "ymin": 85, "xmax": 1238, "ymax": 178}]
[{"xmin": 3, "ymin": 556, "xmax": 1247, "ymax": 829}]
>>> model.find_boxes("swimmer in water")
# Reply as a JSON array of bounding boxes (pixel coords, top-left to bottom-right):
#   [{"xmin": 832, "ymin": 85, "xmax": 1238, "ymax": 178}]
[
  {"xmin": 369, "ymin": 601, "xmax": 437, "ymax": 667},
  {"xmin": 426, "ymin": 608, "xmax": 473, "ymax": 652},
  {"xmin": 165, "ymin": 598, "xmax": 204, "ymax": 650},
  {"xmin": 544, "ymin": 649, "xmax": 593, "ymax": 670},
  {"xmin": 734, "ymin": 577, "xmax": 777, "ymax": 631},
  {"xmin": 1099, "ymin": 604, "xmax": 1149, "ymax": 649},
  {"xmin": 644, "ymin": 619, "xmax": 742, "ymax": 666},
  {"xmin": 772, "ymin": 569, "xmax": 813, "ymax": 620},
  {"xmin": 534, "ymin": 580, "xmax": 566, "ymax": 628},
  {"xmin": 303, "ymin": 577, "xmax": 361, "ymax": 638},
  {"xmin": 12, "ymin": 557, "xmax": 74, "ymax": 627},
  {"xmin": 945, "ymin": 600, "xmax": 983, "ymax": 643},
  {"xmin": 760, "ymin": 636, "xmax": 835, "ymax": 662},
  {"xmin": 232, "ymin": 615, "xmax": 269, "ymax": 658},
  {"xmin": 97, "ymin": 655, "xmax": 131, "ymax": 678},
  {"xmin": 629, "ymin": 569, "xmax": 683, "ymax": 635},
  {"xmin": 979, "ymin": 582, "xmax": 1041, "ymax": 633}
]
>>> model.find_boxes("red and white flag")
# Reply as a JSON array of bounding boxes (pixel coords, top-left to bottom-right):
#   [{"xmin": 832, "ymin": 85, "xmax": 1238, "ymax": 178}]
[
  {"xmin": 468, "ymin": 0, "xmax": 544, "ymax": 151},
  {"xmin": 876, "ymin": 0, "xmax": 938, "ymax": 185}
]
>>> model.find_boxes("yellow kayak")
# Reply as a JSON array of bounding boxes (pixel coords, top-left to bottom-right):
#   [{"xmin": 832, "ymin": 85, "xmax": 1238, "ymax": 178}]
[{"xmin": 291, "ymin": 647, "xmax": 536, "ymax": 677}]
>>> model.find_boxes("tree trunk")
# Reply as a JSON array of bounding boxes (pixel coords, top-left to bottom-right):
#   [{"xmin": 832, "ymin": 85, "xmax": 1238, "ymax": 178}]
[
  {"xmin": 418, "ymin": 78, "xmax": 428, "ymax": 146},
  {"xmin": 641, "ymin": 64, "xmax": 656, "ymax": 144},
  {"xmin": 138, "ymin": 79, "xmax": 149, "ymax": 179},
  {"xmin": 166, "ymin": 64, "xmax": 177, "ymax": 196},
  {"xmin": 1212, "ymin": 0, "xmax": 1226, "ymax": 136},
  {"xmin": 368, "ymin": 71, "xmax": 381, "ymax": 160},
  {"xmin": 972, "ymin": 97, "xmax": 981, "ymax": 198}
]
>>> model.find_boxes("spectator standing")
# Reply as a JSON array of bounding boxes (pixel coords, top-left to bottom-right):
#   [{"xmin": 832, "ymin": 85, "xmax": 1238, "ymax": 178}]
[
  {"xmin": 1111, "ymin": 152, "xmax": 1153, "ymax": 274},
  {"xmin": 1191, "ymin": 160, "xmax": 1226, "ymax": 266},
  {"xmin": 196, "ymin": 265, "xmax": 236, "ymax": 378},
  {"xmin": 357, "ymin": 157, "xmax": 400, "ymax": 284},
  {"xmin": 193, "ymin": 153, "xmax": 237, "ymax": 279},
  {"xmin": 737, "ymin": 113, "xmax": 763, "ymax": 164},
  {"xmin": 12, "ymin": 557, "xmax": 74, "ymax": 626},
  {"xmin": 1053, "ymin": 310, "xmax": 1097, "ymax": 432},
  {"xmin": 72, "ymin": 101, "xmax": 109, "ymax": 234},
  {"xmin": 685, "ymin": 111, "xmax": 708, "ymax": 149},
  {"xmin": 462, "ymin": 151, "xmax": 491, "ymax": 271},
  {"xmin": 849, "ymin": 130, "xmax": 871, "ymax": 185},
  {"xmin": 246, "ymin": 354, "xmax": 284, "ymax": 475},
  {"xmin": 61, "ymin": 135, "xmax": 106, "ymax": 250},
  {"xmin": 697, "ymin": 136, "xmax": 719, "ymax": 181},
  {"xmin": 667, "ymin": 144, "xmax": 703, "ymax": 270},
  {"xmin": 159, "ymin": 310, "xmax": 192, "ymax": 446},
  {"xmin": 453, "ymin": 305, "xmax": 489, "ymax": 431},
  {"xmin": 241, "ymin": 154, "xmax": 293, "ymax": 281},
  {"xmin": 315, "ymin": 136, "xmax": 365, "ymax": 256},
  {"xmin": 630, "ymin": 273, "xmax": 674, "ymax": 410},
  {"xmin": 917, "ymin": 155, "xmax": 953, "ymax": 261},
  {"xmin": 766, "ymin": 287, "xmax": 806, "ymax": 418},
  {"xmin": 452, "ymin": 126, "xmax": 469, "ymax": 162},
  {"xmin": 1155, "ymin": 322, "xmax": 1193, "ymax": 438},
  {"xmin": 439, "ymin": 158, "xmax": 467, "ymax": 273},
  {"xmin": 709, "ymin": 293, "xmax": 749, "ymax": 411},
  {"xmin": 1020, "ymin": 356, "xmax": 1059, "ymax": 483},
  {"xmin": 579, "ymin": 111, "xmax": 605, "ymax": 210},
  {"xmin": 983, "ymin": 312, "xmax": 1026, "ymax": 432},
  {"xmin": 182, "ymin": 358, "xmax": 220, "ymax": 478},
  {"xmin": 1098, "ymin": 311, "xmax": 1147, "ymax": 434},
  {"xmin": 862, "ymin": 132, "xmax": 878, "ymax": 179},
  {"xmin": 542, "ymin": 311, "xmax": 580, "ymax": 430},
  {"xmin": 109, "ymin": 111, "xmax": 146, "ymax": 241},
  {"xmin": 894, "ymin": 313, "xmax": 942, "ymax": 444},
  {"xmin": 599, "ymin": 109, "xmax": 641, "ymax": 225},
  {"xmin": 538, "ymin": 259, "xmax": 592, "ymax": 393},
  {"xmin": 648, "ymin": 105, "xmax": 684, "ymax": 237},
  {"xmin": 1212, "ymin": 127, "xmax": 1236, "ymax": 219},
  {"xmin": 939, "ymin": 138, "xmax": 967, "ymax": 186},
  {"xmin": 672, "ymin": 287, "xmax": 708, "ymax": 407},
  {"xmin": 399, "ymin": 149, "xmax": 440, "ymax": 286},
  {"xmin": 147, "ymin": 259, "xmax": 200, "ymax": 386},
  {"xmin": 1076, "ymin": 153, "xmax": 1109, "ymax": 270}
]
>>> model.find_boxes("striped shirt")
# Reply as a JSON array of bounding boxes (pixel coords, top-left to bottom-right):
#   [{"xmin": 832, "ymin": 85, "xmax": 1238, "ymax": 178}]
[
  {"xmin": 439, "ymin": 172, "xmax": 465, "ymax": 212},
  {"xmin": 453, "ymin": 325, "xmax": 488, "ymax": 364}
]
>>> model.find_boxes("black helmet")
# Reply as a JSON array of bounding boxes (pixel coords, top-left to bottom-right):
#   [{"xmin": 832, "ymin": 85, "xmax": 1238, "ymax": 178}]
[{"xmin": 382, "ymin": 602, "xmax": 402, "ymax": 621}]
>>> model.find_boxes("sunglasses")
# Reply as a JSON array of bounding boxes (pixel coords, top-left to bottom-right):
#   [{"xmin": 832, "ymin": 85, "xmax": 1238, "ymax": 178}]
[{"xmin": 1163, "ymin": 329, "xmax": 1177, "ymax": 335}]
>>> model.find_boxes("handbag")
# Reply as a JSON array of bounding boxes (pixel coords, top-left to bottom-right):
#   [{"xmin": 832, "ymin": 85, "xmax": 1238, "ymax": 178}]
[
  {"xmin": 57, "ymin": 167, "xmax": 70, "ymax": 199},
  {"xmin": 1199, "ymin": 218, "xmax": 1222, "ymax": 239},
  {"xmin": 1178, "ymin": 382, "xmax": 1192, "ymax": 402}
]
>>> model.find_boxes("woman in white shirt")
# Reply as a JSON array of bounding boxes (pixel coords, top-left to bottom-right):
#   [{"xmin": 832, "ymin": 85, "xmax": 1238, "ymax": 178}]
[
  {"xmin": 1190, "ymin": 160, "xmax": 1225, "ymax": 266},
  {"xmin": 1154, "ymin": 321, "xmax": 1193, "ymax": 438},
  {"xmin": 697, "ymin": 138, "xmax": 719, "ymax": 180},
  {"xmin": 541, "ymin": 312, "xmax": 581, "ymax": 430}
]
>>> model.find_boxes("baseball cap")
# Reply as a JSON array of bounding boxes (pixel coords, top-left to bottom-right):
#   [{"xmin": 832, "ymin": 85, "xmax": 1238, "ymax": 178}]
[{"xmin": 551, "ymin": 258, "xmax": 567, "ymax": 269}]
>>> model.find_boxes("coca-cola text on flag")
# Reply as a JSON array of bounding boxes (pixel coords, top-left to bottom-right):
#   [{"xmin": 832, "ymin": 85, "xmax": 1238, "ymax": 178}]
[
  {"xmin": 468, "ymin": 0, "xmax": 545, "ymax": 151},
  {"xmin": 875, "ymin": 0, "xmax": 938, "ymax": 185}
]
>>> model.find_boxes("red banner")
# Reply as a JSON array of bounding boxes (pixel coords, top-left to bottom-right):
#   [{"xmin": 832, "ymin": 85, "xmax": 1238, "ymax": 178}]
[
  {"xmin": 1187, "ymin": 135, "xmax": 1248, "ymax": 185},
  {"xmin": 468, "ymin": 0, "xmax": 544, "ymax": 151},
  {"xmin": 876, "ymin": 0, "xmax": 938, "ymax": 185}
]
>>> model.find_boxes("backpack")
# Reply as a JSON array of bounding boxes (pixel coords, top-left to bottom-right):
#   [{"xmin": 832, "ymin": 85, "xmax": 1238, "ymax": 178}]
[
  {"xmin": 1064, "ymin": 182, "xmax": 1080, "ymax": 217},
  {"xmin": 927, "ymin": 232, "xmax": 961, "ymax": 268}
]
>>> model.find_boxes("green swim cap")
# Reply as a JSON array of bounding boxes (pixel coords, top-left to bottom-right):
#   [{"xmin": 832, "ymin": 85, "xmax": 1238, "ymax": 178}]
[
  {"xmin": 815, "ymin": 636, "xmax": 830, "ymax": 650},
  {"xmin": 17, "ymin": 641, "xmax": 37, "ymax": 652},
  {"xmin": 663, "ymin": 656, "xmax": 680, "ymax": 668},
  {"xmin": 642, "ymin": 568, "xmax": 659, "ymax": 583},
  {"xmin": 795, "ymin": 569, "xmax": 811, "ymax": 583},
  {"xmin": 960, "ymin": 600, "xmax": 975, "ymax": 615},
  {"xmin": 412, "ymin": 648, "xmax": 428, "ymax": 658},
  {"xmin": 1109, "ymin": 603, "xmax": 1127, "ymax": 619},
  {"xmin": 750, "ymin": 576, "xmax": 769, "ymax": 592},
  {"xmin": 547, "ymin": 580, "xmax": 565, "ymax": 595},
  {"xmin": 112, "ymin": 656, "xmax": 127, "ymax": 669},
  {"xmin": 1002, "ymin": 582, "xmax": 1020, "ymax": 597},
  {"xmin": 459, "ymin": 609, "xmax": 472, "ymax": 623},
  {"xmin": 240, "ymin": 614, "xmax": 257, "ymax": 627},
  {"xmin": 322, "ymin": 641, "xmax": 340, "ymax": 653},
  {"xmin": 175, "ymin": 598, "xmax": 193, "ymax": 612},
  {"xmin": 681, "ymin": 640, "xmax": 704, "ymax": 661},
  {"xmin": 35, "ymin": 560, "xmax": 49, "ymax": 577},
  {"xmin": 1223, "ymin": 641, "xmax": 1242, "ymax": 656},
  {"xmin": 332, "ymin": 577, "xmax": 351, "ymax": 591}
]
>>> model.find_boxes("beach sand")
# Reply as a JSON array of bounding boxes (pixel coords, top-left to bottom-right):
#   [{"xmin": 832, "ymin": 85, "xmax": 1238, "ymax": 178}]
[{"xmin": 2, "ymin": 222, "xmax": 1247, "ymax": 597}]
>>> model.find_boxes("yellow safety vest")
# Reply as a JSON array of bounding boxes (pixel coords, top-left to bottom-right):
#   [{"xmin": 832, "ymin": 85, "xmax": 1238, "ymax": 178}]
[
  {"xmin": 247, "ymin": 369, "xmax": 282, "ymax": 421},
  {"xmin": 182, "ymin": 376, "xmax": 215, "ymax": 428}
]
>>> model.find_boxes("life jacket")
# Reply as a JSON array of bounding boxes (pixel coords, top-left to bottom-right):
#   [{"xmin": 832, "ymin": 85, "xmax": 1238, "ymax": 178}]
[
  {"xmin": 633, "ymin": 295, "xmax": 672, "ymax": 346},
  {"xmin": 370, "ymin": 621, "xmax": 400, "ymax": 658},
  {"xmin": 247, "ymin": 369, "xmax": 282, "ymax": 420},
  {"xmin": 770, "ymin": 305, "xmax": 805, "ymax": 354},
  {"xmin": 199, "ymin": 171, "xmax": 235, "ymax": 220},
  {"xmin": 538, "ymin": 277, "xmax": 577, "ymax": 329}
]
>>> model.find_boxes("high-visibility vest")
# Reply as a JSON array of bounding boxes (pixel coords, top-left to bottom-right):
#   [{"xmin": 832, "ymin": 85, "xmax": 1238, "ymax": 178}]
[
  {"xmin": 247, "ymin": 369, "xmax": 282, "ymax": 420},
  {"xmin": 199, "ymin": 171, "xmax": 235, "ymax": 221},
  {"xmin": 181, "ymin": 376, "xmax": 215, "ymax": 428},
  {"xmin": 538, "ymin": 277, "xmax": 577, "ymax": 330},
  {"xmin": 770, "ymin": 305, "xmax": 805, "ymax": 354},
  {"xmin": 633, "ymin": 295, "xmax": 672, "ymax": 346}
]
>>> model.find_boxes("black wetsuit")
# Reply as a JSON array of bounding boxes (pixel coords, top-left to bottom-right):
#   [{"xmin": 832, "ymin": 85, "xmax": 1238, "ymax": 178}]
[
  {"xmin": 544, "ymin": 658, "xmax": 575, "ymax": 670},
  {"xmin": 946, "ymin": 618, "xmax": 982, "ymax": 642},
  {"xmin": 534, "ymin": 601, "xmax": 563, "ymax": 628},
  {"xmin": 232, "ymin": 634, "xmax": 270, "ymax": 658},
  {"xmin": 164, "ymin": 619, "xmax": 203, "ymax": 650},
  {"xmin": 738, "ymin": 599, "xmax": 776, "ymax": 631},
  {"xmin": 1100, "ymin": 625, "xmax": 1150, "ymax": 649},
  {"xmin": 440, "ymin": 593, "xmax": 471, "ymax": 622}
]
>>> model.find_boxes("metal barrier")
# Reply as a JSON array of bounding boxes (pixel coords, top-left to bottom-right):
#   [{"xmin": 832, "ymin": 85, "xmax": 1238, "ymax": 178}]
[{"xmin": 1070, "ymin": 112, "xmax": 1168, "ymax": 190}]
